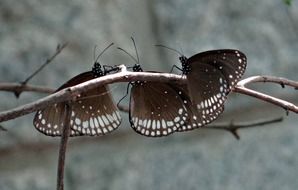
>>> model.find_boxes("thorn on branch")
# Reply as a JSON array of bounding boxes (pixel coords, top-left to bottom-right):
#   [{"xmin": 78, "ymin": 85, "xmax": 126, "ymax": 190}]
[
  {"xmin": 56, "ymin": 44, "xmax": 61, "ymax": 51},
  {"xmin": 13, "ymin": 83, "xmax": 25, "ymax": 98},
  {"xmin": 281, "ymin": 82, "xmax": 285, "ymax": 88},
  {"xmin": 229, "ymin": 129, "xmax": 240, "ymax": 140},
  {"xmin": 285, "ymin": 108, "xmax": 289, "ymax": 116}
]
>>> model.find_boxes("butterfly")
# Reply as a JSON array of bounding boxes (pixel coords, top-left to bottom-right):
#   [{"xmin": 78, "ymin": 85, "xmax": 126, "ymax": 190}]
[
  {"xmin": 118, "ymin": 39, "xmax": 190, "ymax": 137},
  {"xmin": 158, "ymin": 45, "xmax": 247, "ymax": 131},
  {"xmin": 33, "ymin": 43, "xmax": 122, "ymax": 136}
]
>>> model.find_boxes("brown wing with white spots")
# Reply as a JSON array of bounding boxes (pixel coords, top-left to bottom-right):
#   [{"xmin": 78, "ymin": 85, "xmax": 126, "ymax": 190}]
[
  {"xmin": 34, "ymin": 103, "xmax": 82, "ymax": 136},
  {"xmin": 187, "ymin": 63, "xmax": 228, "ymax": 120},
  {"xmin": 33, "ymin": 72, "xmax": 121, "ymax": 137},
  {"xmin": 129, "ymin": 81, "xmax": 187, "ymax": 137},
  {"xmin": 185, "ymin": 50, "xmax": 246, "ymax": 125},
  {"xmin": 187, "ymin": 49, "xmax": 246, "ymax": 100},
  {"xmin": 70, "ymin": 85, "xmax": 121, "ymax": 136},
  {"xmin": 170, "ymin": 84, "xmax": 224, "ymax": 132}
]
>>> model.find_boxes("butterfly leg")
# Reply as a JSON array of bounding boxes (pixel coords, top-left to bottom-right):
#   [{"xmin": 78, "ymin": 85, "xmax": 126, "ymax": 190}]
[
  {"xmin": 170, "ymin": 65, "xmax": 183, "ymax": 73},
  {"xmin": 117, "ymin": 82, "xmax": 131, "ymax": 107}
]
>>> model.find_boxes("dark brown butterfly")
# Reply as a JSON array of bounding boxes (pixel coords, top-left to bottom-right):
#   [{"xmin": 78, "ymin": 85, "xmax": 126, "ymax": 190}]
[
  {"xmin": 33, "ymin": 44, "xmax": 122, "ymax": 137},
  {"xmin": 118, "ymin": 39, "xmax": 189, "ymax": 137},
  {"xmin": 128, "ymin": 65, "xmax": 188, "ymax": 137},
  {"xmin": 159, "ymin": 46, "xmax": 247, "ymax": 132}
]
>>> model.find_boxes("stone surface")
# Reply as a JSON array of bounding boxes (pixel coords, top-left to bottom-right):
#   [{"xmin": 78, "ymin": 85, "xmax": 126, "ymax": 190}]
[{"xmin": 0, "ymin": 0, "xmax": 298, "ymax": 189}]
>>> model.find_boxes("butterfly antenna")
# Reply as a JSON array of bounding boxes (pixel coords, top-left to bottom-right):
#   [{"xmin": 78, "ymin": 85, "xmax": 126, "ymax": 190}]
[
  {"xmin": 94, "ymin": 43, "xmax": 114, "ymax": 63},
  {"xmin": 131, "ymin": 37, "xmax": 139, "ymax": 64},
  {"xmin": 93, "ymin": 45, "xmax": 98, "ymax": 62},
  {"xmin": 178, "ymin": 44, "xmax": 184, "ymax": 56},
  {"xmin": 117, "ymin": 47, "xmax": 138, "ymax": 65},
  {"xmin": 155, "ymin": 44, "xmax": 183, "ymax": 57}
]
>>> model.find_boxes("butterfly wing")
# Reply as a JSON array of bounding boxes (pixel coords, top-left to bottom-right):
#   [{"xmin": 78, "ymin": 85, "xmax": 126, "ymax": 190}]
[
  {"xmin": 33, "ymin": 72, "xmax": 121, "ymax": 137},
  {"xmin": 170, "ymin": 83, "xmax": 224, "ymax": 132},
  {"xmin": 129, "ymin": 81, "xmax": 187, "ymax": 137},
  {"xmin": 187, "ymin": 49, "xmax": 246, "ymax": 98},
  {"xmin": 185, "ymin": 49, "xmax": 246, "ymax": 123},
  {"xmin": 70, "ymin": 85, "xmax": 121, "ymax": 136},
  {"xmin": 34, "ymin": 102, "xmax": 83, "ymax": 136}
]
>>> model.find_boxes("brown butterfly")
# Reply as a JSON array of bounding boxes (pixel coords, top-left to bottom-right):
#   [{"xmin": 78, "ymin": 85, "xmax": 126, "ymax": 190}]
[{"xmin": 33, "ymin": 44, "xmax": 122, "ymax": 136}]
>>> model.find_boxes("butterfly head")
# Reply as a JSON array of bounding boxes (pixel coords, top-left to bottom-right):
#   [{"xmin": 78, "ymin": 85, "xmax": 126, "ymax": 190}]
[
  {"xmin": 179, "ymin": 55, "xmax": 191, "ymax": 75},
  {"xmin": 92, "ymin": 62, "xmax": 104, "ymax": 77},
  {"xmin": 132, "ymin": 64, "xmax": 143, "ymax": 72}
]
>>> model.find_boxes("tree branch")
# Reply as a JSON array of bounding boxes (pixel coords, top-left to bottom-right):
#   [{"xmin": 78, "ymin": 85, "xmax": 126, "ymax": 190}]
[
  {"xmin": 205, "ymin": 117, "xmax": 283, "ymax": 140},
  {"xmin": 234, "ymin": 76, "xmax": 298, "ymax": 114},
  {"xmin": 0, "ymin": 66, "xmax": 297, "ymax": 123},
  {"xmin": 0, "ymin": 65, "xmax": 183, "ymax": 122},
  {"xmin": 0, "ymin": 82, "xmax": 54, "ymax": 94},
  {"xmin": 22, "ymin": 43, "xmax": 68, "ymax": 85},
  {"xmin": 57, "ymin": 102, "xmax": 72, "ymax": 190},
  {"xmin": 13, "ymin": 43, "xmax": 68, "ymax": 98}
]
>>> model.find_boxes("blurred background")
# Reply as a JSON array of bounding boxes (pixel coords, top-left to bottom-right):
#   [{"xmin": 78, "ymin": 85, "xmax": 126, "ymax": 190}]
[{"xmin": 0, "ymin": 0, "xmax": 298, "ymax": 189}]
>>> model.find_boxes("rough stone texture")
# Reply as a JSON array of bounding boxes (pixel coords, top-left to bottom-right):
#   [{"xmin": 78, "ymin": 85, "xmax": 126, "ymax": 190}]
[{"xmin": 0, "ymin": 0, "xmax": 298, "ymax": 189}]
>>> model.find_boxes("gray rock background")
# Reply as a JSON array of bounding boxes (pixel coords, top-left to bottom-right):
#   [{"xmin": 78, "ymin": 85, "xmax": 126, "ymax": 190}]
[{"xmin": 0, "ymin": 0, "xmax": 298, "ymax": 189}]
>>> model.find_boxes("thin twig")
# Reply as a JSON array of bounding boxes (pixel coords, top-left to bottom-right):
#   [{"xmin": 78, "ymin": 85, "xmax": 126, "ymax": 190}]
[
  {"xmin": 235, "ymin": 76, "xmax": 298, "ymax": 114},
  {"xmin": 22, "ymin": 43, "xmax": 68, "ymax": 85},
  {"xmin": 205, "ymin": 117, "xmax": 283, "ymax": 140},
  {"xmin": 0, "ymin": 82, "xmax": 54, "ymax": 94},
  {"xmin": 117, "ymin": 101, "xmax": 283, "ymax": 139},
  {"xmin": 14, "ymin": 43, "xmax": 68, "ymax": 98},
  {"xmin": 57, "ymin": 102, "xmax": 72, "ymax": 190}
]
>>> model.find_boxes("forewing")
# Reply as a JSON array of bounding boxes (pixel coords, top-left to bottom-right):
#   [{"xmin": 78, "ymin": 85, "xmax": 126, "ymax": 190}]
[{"xmin": 188, "ymin": 49, "xmax": 246, "ymax": 92}]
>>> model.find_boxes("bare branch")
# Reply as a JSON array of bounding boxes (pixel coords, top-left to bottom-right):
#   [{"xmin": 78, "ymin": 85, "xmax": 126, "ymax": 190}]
[
  {"xmin": 0, "ymin": 67, "xmax": 297, "ymax": 124},
  {"xmin": 12, "ymin": 43, "xmax": 68, "ymax": 98},
  {"xmin": 0, "ymin": 82, "xmax": 54, "ymax": 94},
  {"xmin": 0, "ymin": 65, "xmax": 183, "ymax": 123},
  {"xmin": 237, "ymin": 75, "xmax": 298, "ymax": 89},
  {"xmin": 57, "ymin": 102, "xmax": 72, "ymax": 190},
  {"xmin": 22, "ymin": 43, "xmax": 68, "ymax": 85},
  {"xmin": 117, "ymin": 101, "xmax": 283, "ymax": 139},
  {"xmin": 205, "ymin": 117, "xmax": 283, "ymax": 140},
  {"xmin": 235, "ymin": 76, "xmax": 298, "ymax": 113}
]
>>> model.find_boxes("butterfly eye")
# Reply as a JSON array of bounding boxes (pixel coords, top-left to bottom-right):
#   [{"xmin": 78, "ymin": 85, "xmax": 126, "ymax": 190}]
[{"xmin": 179, "ymin": 56, "xmax": 187, "ymax": 64}]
